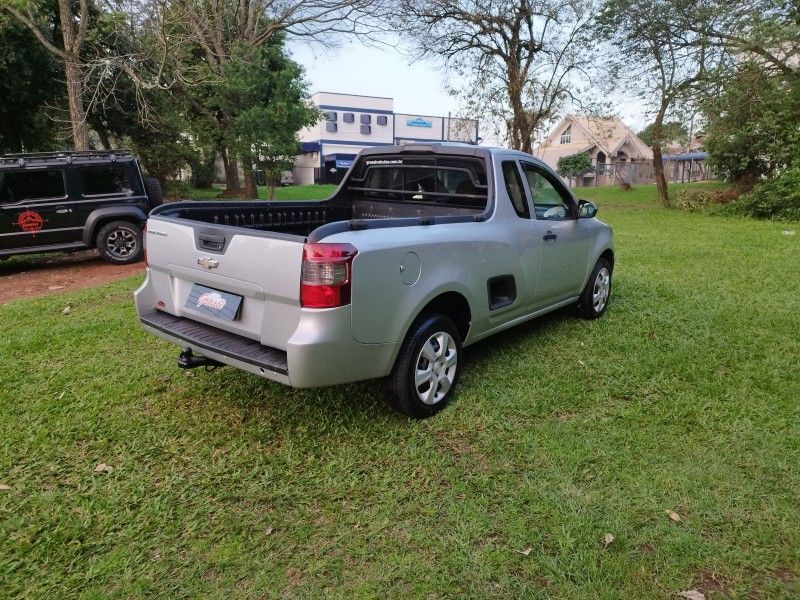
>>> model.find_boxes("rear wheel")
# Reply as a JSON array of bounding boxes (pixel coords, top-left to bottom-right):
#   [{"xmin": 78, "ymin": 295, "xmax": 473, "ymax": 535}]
[
  {"xmin": 387, "ymin": 314, "xmax": 462, "ymax": 418},
  {"xmin": 578, "ymin": 257, "xmax": 612, "ymax": 319},
  {"xmin": 96, "ymin": 220, "xmax": 143, "ymax": 264}
]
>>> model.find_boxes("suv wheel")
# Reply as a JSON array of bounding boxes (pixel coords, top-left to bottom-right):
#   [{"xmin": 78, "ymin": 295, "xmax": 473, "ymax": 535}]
[
  {"xmin": 577, "ymin": 257, "xmax": 612, "ymax": 319},
  {"xmin": 96, "ymin": 220, "xmax": 143, "ymax": 264},
  {"xmin": 387, "ymin": 314, "xmax": 462, "ymax": 418}
]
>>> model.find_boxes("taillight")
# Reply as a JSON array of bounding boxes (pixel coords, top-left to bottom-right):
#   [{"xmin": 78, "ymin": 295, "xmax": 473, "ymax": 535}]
[
  {"xmin": 300, "ymin": 243, "xmax": 358, "ymax": 308},
  {"xmin": 143, "ymin": 223, "xmax": 148, "ymax": 265}
]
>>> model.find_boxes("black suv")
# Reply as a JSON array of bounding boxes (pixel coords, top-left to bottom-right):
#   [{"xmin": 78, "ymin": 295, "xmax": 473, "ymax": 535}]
[{"xmin": 0, "ymin": 150, "xmax": 162, "ymax": 264}]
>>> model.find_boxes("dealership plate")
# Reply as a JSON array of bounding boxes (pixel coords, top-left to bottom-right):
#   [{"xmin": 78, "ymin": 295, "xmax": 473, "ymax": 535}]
[{"xmin": 186, "ymin": 284, "xmax": 243, "ymax": 321}]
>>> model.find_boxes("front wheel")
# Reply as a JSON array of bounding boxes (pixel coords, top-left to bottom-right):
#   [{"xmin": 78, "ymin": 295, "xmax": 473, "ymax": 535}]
[
  {"xmin": 577, "ymin": 257, "xmax": 612, "ymax": 319},
  {"xmin": 387, "ymin": 314, "xmax": 462, "ymax": 418},
  {"xmin": 96, "ymin": 220, "xmax": 144, "ymax": 264}
]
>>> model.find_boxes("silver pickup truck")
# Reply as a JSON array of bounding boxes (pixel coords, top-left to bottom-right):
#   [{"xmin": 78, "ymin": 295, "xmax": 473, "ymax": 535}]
[{"xmin": 135, "ymin": 144, "xmax": 614, "ymax": 417}]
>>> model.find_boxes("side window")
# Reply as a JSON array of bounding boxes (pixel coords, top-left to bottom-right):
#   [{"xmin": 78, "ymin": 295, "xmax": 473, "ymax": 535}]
[
  {"xmin": 501, "ymin": 161, "xmax": 530, "ymax": 219},
  {"xmin": 520, "ymin": 162, "xmax": 573, "ymax": 220},
  {"xmin": 78, "ymin": 165, "xmax": 134, "ymax": 196},
  {"xmin": 0, "ymin": 170, "xmax": 66, "ymax": 204}
]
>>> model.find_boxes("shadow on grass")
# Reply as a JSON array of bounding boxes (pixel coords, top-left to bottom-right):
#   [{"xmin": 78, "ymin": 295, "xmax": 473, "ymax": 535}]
[{"xmin": 182, "ymin": 303, "xmax": 586, "ymax": 428}]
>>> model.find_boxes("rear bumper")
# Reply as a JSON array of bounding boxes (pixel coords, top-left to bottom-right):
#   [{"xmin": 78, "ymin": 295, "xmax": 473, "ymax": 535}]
[{"xmin": 135, "ymin": 275, "xmax": 399, "ymax": 388}]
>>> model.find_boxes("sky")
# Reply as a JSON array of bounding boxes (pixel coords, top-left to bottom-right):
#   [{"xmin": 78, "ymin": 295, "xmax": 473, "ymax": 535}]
[{"xmin": 288, "ymin": 40, "xmax": 651, "ymax": 144}]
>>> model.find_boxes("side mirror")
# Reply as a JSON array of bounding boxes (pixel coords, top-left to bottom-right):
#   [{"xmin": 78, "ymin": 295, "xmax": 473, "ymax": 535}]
[{"xmin": 578, "ymin": 199, "xmax": 598, "ymax": 219}]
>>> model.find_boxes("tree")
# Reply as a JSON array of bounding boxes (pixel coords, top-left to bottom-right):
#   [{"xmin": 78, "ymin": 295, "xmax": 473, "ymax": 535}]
[
  {"xmin": 702, "ymin": 61, "xmax": 800, "ymax": 185},
  {"xmin": 694, "ymin": 0, "xmax": 799, "ymax": 186},
  {"xmin": 400, "ymin": 0, "xmax": 597, "ymax": 152},
  {"xmin": 155, "ymin": 0, "xmax": 388, "ymax": 193},
  {"xmin": 218, "ymin": 40, "xmax": 319, "ymax": 198},
  {"xmin": 637, "ymin": 121, "xmax": 688, "ymax": 148},
  {"xmin": 557, "ymin": 152, "xmax": 593, "ymax": 187},
  {"xmin": 0, "ymin": 17, "xmax": 61, "ymax": 152},
  {"xmin": 2, "ymin": 0, "xmax": 92, "ymax": 149},
  {"xmin": 597, "ymin": 0, "xmax": 722, "ymax": 206}
]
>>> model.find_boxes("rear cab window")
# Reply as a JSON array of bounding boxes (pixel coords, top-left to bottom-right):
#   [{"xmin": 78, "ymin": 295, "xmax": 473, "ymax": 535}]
[
  {"xmin": 347, "ymin": 155, "xmax": 489, "ymax": 209},
  {"xmin": 78, "ymin": 164, "xmax": 136, "ymax": 196},
  {"xmin": 0, "ymin": 170, "xmax": 66, "ymax": 204}
]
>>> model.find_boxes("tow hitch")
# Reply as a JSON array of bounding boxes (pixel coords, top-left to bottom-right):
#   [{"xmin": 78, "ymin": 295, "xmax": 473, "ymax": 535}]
[{"xmin": 178, "ymin": 347, "xmax": 223, "ymax": 371}]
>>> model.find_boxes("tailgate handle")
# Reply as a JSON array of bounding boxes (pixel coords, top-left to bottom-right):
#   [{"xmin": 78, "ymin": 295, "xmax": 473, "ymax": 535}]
[{"xmin": 199, "ymin": 232, "xmax": 225, "ymax": 252}]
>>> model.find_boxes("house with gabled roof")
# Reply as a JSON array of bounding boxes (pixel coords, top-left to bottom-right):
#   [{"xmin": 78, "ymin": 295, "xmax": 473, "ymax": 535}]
[{"xmin": 534, "ymin": 115, "xmax": 653, "ymax": 186}]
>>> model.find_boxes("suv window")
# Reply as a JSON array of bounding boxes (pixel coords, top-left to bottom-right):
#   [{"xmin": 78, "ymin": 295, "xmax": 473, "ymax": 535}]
[
  {"xmin": 0, "ymin": 170, "xmax": 66, "ymax": 204},
  {"xmin": 501, "ymin": 161, "xmax": 530, "ymax": 218},
  {"xmin": 78, "ymin": 164, "xmax": 134, "ymax": 196},
  {"xmin": 520, "ymin": 162, "xmax": 573, "ymax": 220}
]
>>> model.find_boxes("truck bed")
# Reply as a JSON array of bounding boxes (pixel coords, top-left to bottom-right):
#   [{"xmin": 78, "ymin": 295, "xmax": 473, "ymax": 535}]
[{"xmin": 151, "ymin": 199, "xmax": 485, "ymax": 239}]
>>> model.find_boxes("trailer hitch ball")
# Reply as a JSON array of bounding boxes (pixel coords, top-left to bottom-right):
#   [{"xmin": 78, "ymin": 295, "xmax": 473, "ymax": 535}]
[{"xmin": 177, "ymin": 347, "xmax": 223, "ymax": 371}]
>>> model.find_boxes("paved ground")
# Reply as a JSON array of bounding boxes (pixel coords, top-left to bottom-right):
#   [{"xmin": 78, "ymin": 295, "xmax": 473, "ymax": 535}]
[{"xmin": 0, "ymin": 251, "xmax": 144, "ymax": 304}]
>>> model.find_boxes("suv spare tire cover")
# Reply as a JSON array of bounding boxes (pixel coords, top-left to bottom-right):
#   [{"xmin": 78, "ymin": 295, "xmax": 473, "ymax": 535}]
[{"xmin": 144, "ymin": 177, "xmax": 164, "ymax": 208}]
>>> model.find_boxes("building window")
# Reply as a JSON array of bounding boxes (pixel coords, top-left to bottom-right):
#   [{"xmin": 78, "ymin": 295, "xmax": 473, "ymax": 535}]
[
  {"xmin": 343, "ymin": 113, "xmax": 354, "ymax": 123},
  {"xmin": 360, "ymin": 124, "xmax": 372, "ymax": 135},
  {"xmin": 560, "ymin": 125, "xmax": 571, "ymax": 144},
  {"xmin": 360, "ymin": 114, "xmax": 371, "ymax": 124},
  {"xmin": 377, "ymin": 115, "xmax": 388, "ymax": 126},
  {"xmin": 326, "ymin": 111, "xmax": 337, "ymax": 122},
  {"xmin": 326, "ymin": 121, "xmax": 338, "ymax": 133}
]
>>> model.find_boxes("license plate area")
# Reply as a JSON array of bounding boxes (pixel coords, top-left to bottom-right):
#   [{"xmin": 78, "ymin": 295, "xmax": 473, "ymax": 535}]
[{"xmin": 185, "ymin": 283, "xmax": 243, "ymax": 321}]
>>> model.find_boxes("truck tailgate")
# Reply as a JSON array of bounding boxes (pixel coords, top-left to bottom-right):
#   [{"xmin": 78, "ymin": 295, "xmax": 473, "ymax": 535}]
[{"xmin": 140, "ymin": 218, "xmax": 304, "ymax": 350}]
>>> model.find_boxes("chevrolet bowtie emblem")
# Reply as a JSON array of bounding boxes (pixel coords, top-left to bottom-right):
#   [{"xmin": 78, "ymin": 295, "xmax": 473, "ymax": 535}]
[{"xmin": 197, "ymin": 257, "xmax": 219, "ymax": 269}]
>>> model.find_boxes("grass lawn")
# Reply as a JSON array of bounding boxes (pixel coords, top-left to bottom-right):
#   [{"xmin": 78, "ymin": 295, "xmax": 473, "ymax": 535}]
[
  {"xmin": 183, "ymin": 184, "xmax": 337, "ymax": 201},
  {"xmin": 1, "ymin": 182, "xmax": 799, "ymax": 598}
]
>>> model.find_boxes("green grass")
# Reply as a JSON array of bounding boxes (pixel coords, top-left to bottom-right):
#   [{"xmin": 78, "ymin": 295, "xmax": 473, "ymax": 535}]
[
  {"xmin": 183, "ymin": 184, "xmax": 337, "ymax": 201},
  {"xmin": 2, "ymin": 182, "xmax": 799, "ymax": 598}
]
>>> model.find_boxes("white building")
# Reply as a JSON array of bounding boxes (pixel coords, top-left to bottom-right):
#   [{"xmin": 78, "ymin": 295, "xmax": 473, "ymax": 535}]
[{"xmin": 294, "ymin": 92, "xmax": 480, "ymax": 185}]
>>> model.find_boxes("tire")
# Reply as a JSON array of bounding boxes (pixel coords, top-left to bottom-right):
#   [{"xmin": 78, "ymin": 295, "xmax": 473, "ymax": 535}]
[
  {"xmin": 387, "ymin": 314, "xmax": 463, "ymax": 418},
  {"xmin": 144, "ymin": 176, "xmax": 163, "ymax": 209},
  {"xmin": 577, "ymin": 257, "xmax": 612, "ymax": 319},
  {"xmin": 95, "ymin": 220, "xmax": 144, "ymax": 264}
]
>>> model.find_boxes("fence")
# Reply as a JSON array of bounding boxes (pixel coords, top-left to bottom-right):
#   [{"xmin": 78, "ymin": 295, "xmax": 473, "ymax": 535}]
[{"xmin": 584, "ymin": 159, "xmax": 712, "ymax": 187}]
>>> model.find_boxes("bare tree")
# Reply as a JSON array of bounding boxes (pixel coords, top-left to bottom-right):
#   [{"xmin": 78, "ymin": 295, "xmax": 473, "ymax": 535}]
[
  {"xmin": 597, "ymin": 0, "xmax": 722, "ymax": 205},
  {"xmin": 2, "ymin": 0, "xmax": 91, "ymax": 149},
  {"xmin": 400, "ymin": 0, "xmax": 597, "ymax": 152}
]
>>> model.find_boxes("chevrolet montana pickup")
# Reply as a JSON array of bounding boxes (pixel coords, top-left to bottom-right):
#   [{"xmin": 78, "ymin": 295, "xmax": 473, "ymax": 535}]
[{"xmin": 135, "ymin": 144, "xmax": 614, "ymax": 417}]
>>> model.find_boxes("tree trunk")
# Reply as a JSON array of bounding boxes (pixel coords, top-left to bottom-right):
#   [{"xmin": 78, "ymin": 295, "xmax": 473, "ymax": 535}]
[
  {"xmin": 97, "ymin": 127, "xmax": 111, "ymax": 150},
  {"xmin": 651, "ymin": 106, "xmax": 669, "ymax": 206},
  {"xmin": 221, "ymin": 148, "xmax": 240, "ymax": 190},
  {"xmin": 242, "ymin": 160, "xmax": 258, "ymax": 199},
  {"xmin": 64, "ymin": 58, "xmax": 88, "ymax": 150}
]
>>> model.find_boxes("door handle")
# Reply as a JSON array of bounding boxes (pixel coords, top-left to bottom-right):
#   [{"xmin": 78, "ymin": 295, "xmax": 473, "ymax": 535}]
[
  {"xmin": 55, "ymin": 205, "xmax": 72, "ymax": 214},
  {"xmin": 543, "ymin": 231, "xmax": 557, "ymax": 241}
]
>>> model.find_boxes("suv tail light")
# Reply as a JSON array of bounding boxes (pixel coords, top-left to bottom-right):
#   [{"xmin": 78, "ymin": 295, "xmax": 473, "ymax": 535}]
[{"xmin": 300, "ymin": 243, "xmax": 358, "ymax": 308}]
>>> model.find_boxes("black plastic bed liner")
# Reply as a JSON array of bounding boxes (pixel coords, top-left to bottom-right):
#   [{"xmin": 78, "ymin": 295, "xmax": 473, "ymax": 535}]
[{"xmin": 140, "ymin": 311, "xmax": 288, "ymax": 375}]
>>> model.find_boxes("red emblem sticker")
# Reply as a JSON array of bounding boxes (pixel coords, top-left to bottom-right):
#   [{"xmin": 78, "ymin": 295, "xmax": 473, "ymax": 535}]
[{"xmin": 15, "ymin": 210, "xmax": 46, "ymax": 232}]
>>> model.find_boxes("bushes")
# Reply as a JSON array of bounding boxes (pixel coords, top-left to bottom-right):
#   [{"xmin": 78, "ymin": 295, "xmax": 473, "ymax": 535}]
[
  {"xmin": 716, "ymin": 164, "xmax": 800, "ymax": 221},
  {"xmin": 673, "ymin": 187, "xmax": 740, "ymax": 212}
]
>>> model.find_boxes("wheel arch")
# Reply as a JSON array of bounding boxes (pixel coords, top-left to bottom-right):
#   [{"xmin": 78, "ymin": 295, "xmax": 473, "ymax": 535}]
[
  {"xmin": 599, "ymin": 247, "xmax": 615, "ymax": 271},
  {"xmin": 83, "ymin": 207, "xmax": 147, "ymax": 247},
  {"xmin": 407, "ymin": 290, "xmax": 473, "ymax": 345}
]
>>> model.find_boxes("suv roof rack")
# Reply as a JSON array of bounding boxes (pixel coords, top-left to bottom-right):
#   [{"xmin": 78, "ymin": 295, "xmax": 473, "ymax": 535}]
[{"xmin": 0, "ymin": 149, "xmax": 134, "ymax": 168}]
